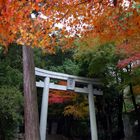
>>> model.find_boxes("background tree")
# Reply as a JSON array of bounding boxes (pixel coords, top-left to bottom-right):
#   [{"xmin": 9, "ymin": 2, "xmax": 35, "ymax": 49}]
[
  {"xmin": 0, "ymin": 86, "xmax": 23, "ymax": 140},
  {"xmin": 74, "ymin": 37, "xmax": 140, "ymax": 139},
  {"xmin": 0, "ymin": 44, "xmax": 22, "ymax": 87},
  {"xmin": 0, "ymin": 44, "xmax": 23, "ymax": 140}
]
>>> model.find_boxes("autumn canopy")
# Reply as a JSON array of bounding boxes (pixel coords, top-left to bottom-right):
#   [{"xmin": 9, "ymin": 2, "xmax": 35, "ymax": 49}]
[{"xmin": 0, "ymin": 0, "xmax": 140, "ymax": 63}]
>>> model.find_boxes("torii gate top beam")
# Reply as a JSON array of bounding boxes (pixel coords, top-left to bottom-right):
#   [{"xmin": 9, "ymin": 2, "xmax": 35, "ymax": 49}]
[
  {"xmin": 35, "ymin": 67, "xmax": 102, "ymax": 85},
  {"xmin": 35, "ymin": 67, "xmax": 103, "ymax": 95}
]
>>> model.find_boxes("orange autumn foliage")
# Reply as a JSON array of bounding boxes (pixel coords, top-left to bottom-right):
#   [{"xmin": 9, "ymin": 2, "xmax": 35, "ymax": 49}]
[
  {"xmin": 0, "ymin": 0, "xmax": 100, "ymax": 51},
  {"xmin": 49, "ymin": 81, "xmax": 77, "ymax": 104},
  {"xmin": 133, "ymin": 85, "xmax": 140, "ymax": 95},
  {"xmin": 48, "ymin": 80, "xmax": 89, "ymax": 119},
  {"xmin": 0, "ymin": 0, "xmax": 139, "ymax": 57}
]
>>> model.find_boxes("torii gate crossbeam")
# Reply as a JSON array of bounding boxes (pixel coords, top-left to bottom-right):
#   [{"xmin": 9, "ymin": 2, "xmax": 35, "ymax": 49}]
[{"xmin": 35, "ymin": 67, "xmax": 103, "ymax": 140}]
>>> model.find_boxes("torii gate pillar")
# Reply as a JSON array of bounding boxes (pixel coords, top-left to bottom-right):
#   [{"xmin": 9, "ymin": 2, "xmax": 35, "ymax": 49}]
[
  {"xmin": 40, "ymin": 77, "xmax": 50, "ymax": 140},
  {"xmin": 88, "ymin": 84, "xmax": 98, "ymax": 140}
]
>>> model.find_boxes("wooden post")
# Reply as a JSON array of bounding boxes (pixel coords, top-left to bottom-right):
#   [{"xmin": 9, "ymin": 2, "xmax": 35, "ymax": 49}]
[
  {"xmin": 40, "ymin": 77, "xmax": 50, "ymax": 140},
  {"xmin": 23, "ymin": 46, "xmax": 40, "ymax": 140},
  {"xmin": 88, "ymin": 84, "xmax": 98, "ymax": 140}
]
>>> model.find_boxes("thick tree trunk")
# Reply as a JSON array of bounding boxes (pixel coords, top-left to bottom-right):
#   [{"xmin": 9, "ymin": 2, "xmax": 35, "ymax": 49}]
[{"xmin": 23, "ymin": 46, "xmax": 40, "ymax": 140}]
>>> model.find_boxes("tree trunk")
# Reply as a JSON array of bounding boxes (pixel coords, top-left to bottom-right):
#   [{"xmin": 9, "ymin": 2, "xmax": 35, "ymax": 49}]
[
  {"xmin": 102, "ymin": 96, "xmax": 112, "ymax": 140},
  {"xmin": 23, "ymin": 46, "xmax": 40, "ymax": 140},
  {"xmin": 129, "ymin": 83, "xmax": 138, "ymax": 113},
  {"xmin": 0, "ymin": 123, "xmax": 5, "ymax": 140},
  {"xmin": 118, "ymin": 94, "xmax": 124, "ymax": 139},
  {"xmin": 106, "ymin": 113, "xmax": 112, "ymax": 140}
]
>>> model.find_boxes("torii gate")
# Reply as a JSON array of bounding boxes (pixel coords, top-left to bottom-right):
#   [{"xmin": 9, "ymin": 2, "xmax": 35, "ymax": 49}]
[{"xmin": 35, "ymin": 67, "xmax": 103, "ymax": 140}]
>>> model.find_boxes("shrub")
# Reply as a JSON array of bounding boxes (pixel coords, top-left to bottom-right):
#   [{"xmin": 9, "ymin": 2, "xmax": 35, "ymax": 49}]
[{"xmin": 0, "ymin": 86, "xmax": 23, "ymax": 140}]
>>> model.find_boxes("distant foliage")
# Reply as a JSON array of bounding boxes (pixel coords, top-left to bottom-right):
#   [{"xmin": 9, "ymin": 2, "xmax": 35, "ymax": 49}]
[
  {"xmin": 0, "ymin": 44, "xmax": 22, "ymax": 87},
  {"xmin": 64, "ymin": 95, "xmax": 89, "ymax": 119},
  {"xmin": 0, "ymin": 86, "xmax": 23, "ymax": 140},
  {"xmin": 0, "ymin": 44, "xmax": 23, "ymax": 140}
]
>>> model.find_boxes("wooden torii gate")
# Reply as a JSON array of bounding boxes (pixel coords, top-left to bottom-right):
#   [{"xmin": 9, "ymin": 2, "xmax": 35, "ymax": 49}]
[{"xmin": 35, "ymin": 67, "xmax": 103, "ymax": 140}]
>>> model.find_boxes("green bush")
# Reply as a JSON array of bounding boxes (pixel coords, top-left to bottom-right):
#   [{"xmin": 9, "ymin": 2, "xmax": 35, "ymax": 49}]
[{"xmin": 0, "ymin": 86, "xmax": 23, "ymax": 140}]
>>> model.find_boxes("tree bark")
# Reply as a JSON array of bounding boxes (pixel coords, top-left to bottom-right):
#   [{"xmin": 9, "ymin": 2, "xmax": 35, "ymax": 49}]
[
  {"xmin": 129, "ymin": 83, "xmax": 138, "ymax": 113},
  {"xmin": 23, "ymin": 46, "xmax": 40, "ymax": 140},
  {"xmin": 0, "ymin": 123, "xmax": 5, "ymax": 140},
  {"xmin": 117, "ymin": 94, "xmax": 124, "ymax": 139}
]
